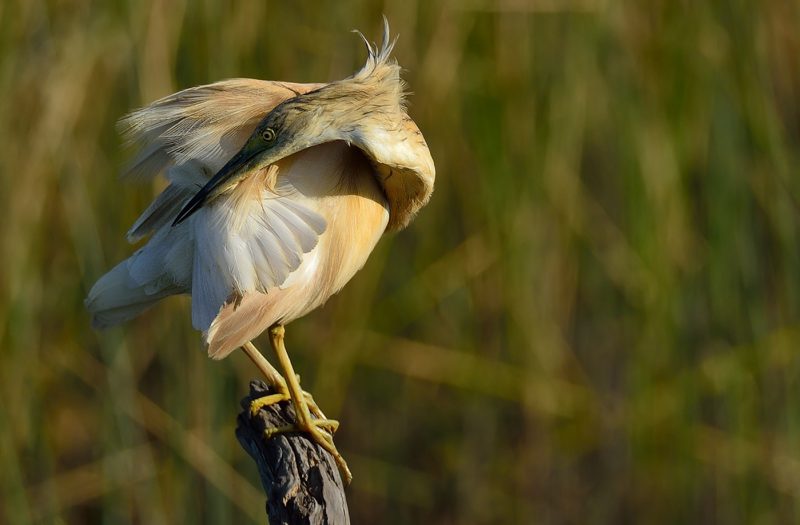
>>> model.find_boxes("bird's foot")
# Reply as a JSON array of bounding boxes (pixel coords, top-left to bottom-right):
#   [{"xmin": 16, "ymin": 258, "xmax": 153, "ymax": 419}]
[
  {"xmin": 249, "ymin": 392, "xmax": 288, "ymax": 416},
  {"xmin": 274, "ymin": 410, "xmax": 352, "ymax": 486},
  {"xmin": 251, "ymin": 390, "xmax": 351, "ymax": 485},
  {"xmin": 249, "ymin": 388, "xmax": 330, "ymax": 423},
  {"xmin": 263, "ymin": 418, "xmax": 340, "ymax": 440}
]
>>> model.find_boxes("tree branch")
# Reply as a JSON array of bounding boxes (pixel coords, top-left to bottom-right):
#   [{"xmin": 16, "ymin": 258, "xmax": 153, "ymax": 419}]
[{"xmin": 236, "ymin": 380, "xmax": 350, "ymax": 524}]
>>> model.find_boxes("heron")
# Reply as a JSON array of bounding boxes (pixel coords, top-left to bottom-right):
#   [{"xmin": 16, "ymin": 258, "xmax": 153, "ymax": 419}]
[{"xmin": 85, "ymin": 19, "xmax": 434, "ymax": 484}]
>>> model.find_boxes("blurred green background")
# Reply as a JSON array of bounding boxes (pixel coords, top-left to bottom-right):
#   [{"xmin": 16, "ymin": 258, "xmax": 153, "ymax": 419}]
[{"xmin": 2, "ymin": 0, "xmax": 800, "ymax": 523}]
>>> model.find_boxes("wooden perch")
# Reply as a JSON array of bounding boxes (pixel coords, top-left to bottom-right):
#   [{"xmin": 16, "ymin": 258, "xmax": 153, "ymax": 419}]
[{"xmin": 236, "ymin": 380, "xmax": 350, "ymax": 525}]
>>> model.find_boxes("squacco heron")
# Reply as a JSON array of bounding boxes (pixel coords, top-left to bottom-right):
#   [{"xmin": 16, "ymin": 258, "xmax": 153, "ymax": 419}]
[{"xmin": 85, "ymin": 20, "xmax": 434, "ymax": 484}]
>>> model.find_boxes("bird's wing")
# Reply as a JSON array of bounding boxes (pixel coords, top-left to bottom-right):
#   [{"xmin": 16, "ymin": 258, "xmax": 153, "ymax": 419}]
[
  {"xmin": 121, "ymin": 78, "xmax": 324, "ymax": 241},
  {"xmin": 120, "ymin": 78, "xmax": 324, "ymax": 179},
  {"xmin": 187, "ymin": 163, "xmax": 327, "ymax": 331},
  {"xmin": 91, "ymin": 161, "xmax": 326, "ymax": 333},
  {"xmin": 126, "ymin": 163, "xmax": 207, "ymax": 241}
]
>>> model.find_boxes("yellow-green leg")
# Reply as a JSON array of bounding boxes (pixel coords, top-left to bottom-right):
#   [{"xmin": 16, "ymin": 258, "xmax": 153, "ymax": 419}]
[
  {"xmin": 239, "ymin": 333, "xmax": 350, "ymax": 482},
  {"xmin": 241, "ymin": 340, "xmax": 289, "ymax": 396},
  {"xmin": 240, "ymin": 340, "xmax": 331, "ymax": 423},
  {"xmin": 268, "ymin": 325, "xmax": 353, "ymax": 485}
]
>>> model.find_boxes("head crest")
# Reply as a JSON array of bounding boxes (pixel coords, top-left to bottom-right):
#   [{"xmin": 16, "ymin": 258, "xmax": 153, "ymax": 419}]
[
  {"xmin": 346, "ymin": 17, "xmax": 406, "ymax": 110},
  {"xmin": 352, "ymin": 17, "xmax": 397, "ymax": 77}
]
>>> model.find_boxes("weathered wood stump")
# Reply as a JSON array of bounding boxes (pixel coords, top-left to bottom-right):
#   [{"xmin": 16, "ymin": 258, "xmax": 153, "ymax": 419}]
[{"xmin": 236, "ymin": 380, "xmax": 350, "ymax": 525}]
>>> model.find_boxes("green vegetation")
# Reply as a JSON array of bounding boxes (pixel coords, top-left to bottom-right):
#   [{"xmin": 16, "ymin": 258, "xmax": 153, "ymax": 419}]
[{"xmin": 1, "ymin": 1, "xmax": 799, "ymax": 523}]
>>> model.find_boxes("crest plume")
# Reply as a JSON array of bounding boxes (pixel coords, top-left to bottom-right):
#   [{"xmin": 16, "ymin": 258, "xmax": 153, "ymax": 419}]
[{"xmin": 345, "ymin": 16, "xmax": 406, "ymax": 112}]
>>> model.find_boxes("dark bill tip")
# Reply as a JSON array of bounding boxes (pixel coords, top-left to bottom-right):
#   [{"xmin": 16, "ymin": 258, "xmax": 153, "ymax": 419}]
[
  {"xmin": 172, "ymin": 189, "xmax": 209, "ymax": 226},
  {"xmin": 171, "ymin": 147, "xmax": 257, "ymax": 226}
]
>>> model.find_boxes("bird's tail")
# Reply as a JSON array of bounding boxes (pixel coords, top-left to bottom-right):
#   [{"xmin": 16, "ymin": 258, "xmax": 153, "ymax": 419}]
[{"xmin": 85, "ymin": 259, "xmax": 179, "ymax": 329}]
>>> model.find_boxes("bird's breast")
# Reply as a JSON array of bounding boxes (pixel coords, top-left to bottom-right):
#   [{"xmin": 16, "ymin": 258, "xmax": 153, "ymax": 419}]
[{"xmin": 277, "ymin": 141, "xmax": 390, "ymax": 320}]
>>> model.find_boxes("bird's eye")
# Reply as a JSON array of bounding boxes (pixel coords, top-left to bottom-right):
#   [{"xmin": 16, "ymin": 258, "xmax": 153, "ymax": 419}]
[{"xmin": 261, "ymin": 128, "xmax": 276, "ymax": 143}]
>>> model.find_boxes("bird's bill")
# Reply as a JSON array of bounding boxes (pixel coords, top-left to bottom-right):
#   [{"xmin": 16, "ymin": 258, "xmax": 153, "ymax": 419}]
[{"xmin": 172, "ymin": 146, "xmax": 264, "ymax": 225}]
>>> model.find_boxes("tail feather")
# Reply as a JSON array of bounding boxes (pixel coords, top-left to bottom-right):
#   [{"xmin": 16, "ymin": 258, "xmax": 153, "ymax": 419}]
[{"xmin": 85, "ymin": 260, "xmax": 180, "ymax": 329}]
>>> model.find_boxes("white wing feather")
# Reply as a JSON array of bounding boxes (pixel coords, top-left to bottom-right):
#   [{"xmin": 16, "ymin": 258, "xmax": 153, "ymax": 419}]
[
  {"xmin": 89, "ymin": 178, "xmax": 327, "ymax": 333},
  {"xmin": 189, "ymin": 185, "xmax": 326, "ymax": 331}
]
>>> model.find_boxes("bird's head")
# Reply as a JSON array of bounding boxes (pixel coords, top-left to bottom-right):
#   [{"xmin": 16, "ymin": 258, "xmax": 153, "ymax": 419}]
[{"xmin": 173, "ymin": 19, "xmax": 434, "ymax": 231}]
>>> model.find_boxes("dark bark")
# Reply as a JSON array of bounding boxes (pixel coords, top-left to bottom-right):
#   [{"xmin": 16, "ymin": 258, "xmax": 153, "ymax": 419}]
[{"xmin": 236, "ymin": 381, "xmax": 350, "ymax": 525}]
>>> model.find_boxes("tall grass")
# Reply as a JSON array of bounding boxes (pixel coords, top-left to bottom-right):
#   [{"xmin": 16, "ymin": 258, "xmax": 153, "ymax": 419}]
[{"xmin": 1, "ymin": 1, "xmax": 799, "ymax": 523}]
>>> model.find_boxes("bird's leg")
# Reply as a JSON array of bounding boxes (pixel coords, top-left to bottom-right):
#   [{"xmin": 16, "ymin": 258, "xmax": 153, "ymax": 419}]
[
  {"xmin": 242, "ymin": 341, "xmax": 289, "ymax": 394},
  {"xmin": 268, "ymin": 324, "xmax": 353, "ymax": 485},
  {"xmin": 240, "ymin": 341, "xmax": 329, "ymax": 422},
  {"xmin": 241, "ymin": 341, "xmax": 291, "ymax": 409}
]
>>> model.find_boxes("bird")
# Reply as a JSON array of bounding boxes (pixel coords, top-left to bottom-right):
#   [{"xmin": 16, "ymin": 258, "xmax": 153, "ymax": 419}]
[{"xmin": 85, "ymin": 19, "xmax": 434, "ymax": 484}]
